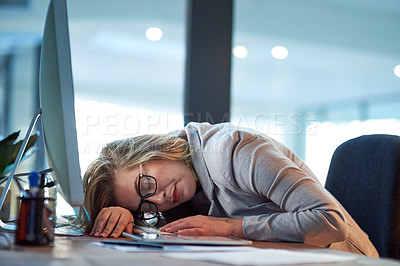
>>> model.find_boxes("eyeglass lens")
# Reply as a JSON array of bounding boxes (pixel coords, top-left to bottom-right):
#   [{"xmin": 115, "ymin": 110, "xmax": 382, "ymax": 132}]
[
  {"xmin": 140, "ymin": 201, "xmax": 158, "ymax": 217},
  {"xmin": 139, "ymin": 177, "xmax": 157, "ymax": 198}
]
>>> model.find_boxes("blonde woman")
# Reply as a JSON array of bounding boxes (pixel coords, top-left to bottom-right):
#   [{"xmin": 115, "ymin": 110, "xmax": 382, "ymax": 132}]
[{"xmin": 77, "ymin": 122, "xmax": 378, "ymax": 258}]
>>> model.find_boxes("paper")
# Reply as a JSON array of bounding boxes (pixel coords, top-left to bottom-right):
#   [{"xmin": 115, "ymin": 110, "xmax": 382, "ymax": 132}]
[
  {"xmin": 90, "ymin": 241, "xmax": 256, "ymax": 253},
  {"xmin": 91, "ymin": 240, "xmax": 357, "ymax": 265},
  {"xmin": 122, "ymin": 232, "xmax": 252, "ymax": 246},
  {"xmin": 164, "ymin": 248, "xmax": 357, "ymax": 265},
  {"xmin": 90, "ymin": 241, "xmax": 163, "ymax": 252},
  {"xmin": 165, "ymin": 246, "xmax": 257, "ymax": 252}
]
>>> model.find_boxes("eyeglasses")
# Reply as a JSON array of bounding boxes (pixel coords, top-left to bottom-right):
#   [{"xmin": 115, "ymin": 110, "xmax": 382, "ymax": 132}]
[{"xmin": 137, "ymin": 164, "xmax": 160, "ymax": 225}]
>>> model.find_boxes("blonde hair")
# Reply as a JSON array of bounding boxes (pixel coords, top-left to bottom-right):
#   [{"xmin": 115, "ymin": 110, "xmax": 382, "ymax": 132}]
[{"xmin": 74, "ymin": 134, "xmax": 196, "ymax": 233}]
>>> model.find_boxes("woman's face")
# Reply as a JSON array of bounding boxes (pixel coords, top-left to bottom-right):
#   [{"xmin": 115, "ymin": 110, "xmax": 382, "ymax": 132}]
[{"xmin": 113, "ymin": 160, "xmax": 197, "ymax": 212}]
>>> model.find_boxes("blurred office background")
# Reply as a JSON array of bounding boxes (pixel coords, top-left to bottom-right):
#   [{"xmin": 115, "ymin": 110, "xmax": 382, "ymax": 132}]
[{"xmin": 1, "ymin": 0, "xmax": 400, "ymax": 190}]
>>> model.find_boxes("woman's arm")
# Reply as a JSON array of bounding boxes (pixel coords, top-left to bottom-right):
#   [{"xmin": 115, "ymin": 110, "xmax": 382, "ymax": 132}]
[
  {"xmin": 226, "ymin": 131, "xmax": 348, "ymax": 245},
  {"xmin": 161, "ymin": 215, "xmax": 244, "ymax": 238}
]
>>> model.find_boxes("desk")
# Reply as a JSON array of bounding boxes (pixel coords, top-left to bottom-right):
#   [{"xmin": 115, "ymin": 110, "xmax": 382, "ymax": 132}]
[{"xmin": 1, "ymin": 235, "xmax": 399, "ymax": 266}]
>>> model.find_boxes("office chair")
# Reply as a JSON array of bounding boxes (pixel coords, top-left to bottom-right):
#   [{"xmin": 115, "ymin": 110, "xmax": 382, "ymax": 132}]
[{"xmin": 325, "ymin": 134, "xmax": 400, "ymax": 259}]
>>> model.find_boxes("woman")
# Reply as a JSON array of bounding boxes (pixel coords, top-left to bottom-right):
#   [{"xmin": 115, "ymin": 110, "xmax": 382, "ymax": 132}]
[{"xmin": 76, "ymin": 122, "xmax": 379, "ymax": 258}]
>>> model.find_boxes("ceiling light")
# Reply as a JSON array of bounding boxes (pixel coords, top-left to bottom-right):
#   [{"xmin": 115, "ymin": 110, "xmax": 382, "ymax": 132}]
[
  {"xmin": 271, "ymin": 45, "xmax": 288, "ymax": 60},
  {"xmin": 232, "ymin": 45, "xmax": 248, "ymax": 59},
  {"xmin": 145, "ymin": 27, "xmax": 163, "ymax": 41},
  {"xmin": 394, "ymin": 65, "xmax": 400, "ymax": 78}
]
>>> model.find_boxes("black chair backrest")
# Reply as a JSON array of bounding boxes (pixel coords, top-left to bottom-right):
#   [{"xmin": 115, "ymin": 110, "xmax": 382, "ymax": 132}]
[{"xmin": 325, "ymin": 134, "xmax": 400, "ymax": 259}]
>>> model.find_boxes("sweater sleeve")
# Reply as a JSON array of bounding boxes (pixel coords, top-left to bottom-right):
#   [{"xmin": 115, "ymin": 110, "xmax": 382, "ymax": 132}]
[{"xmin": 222, "ymin": 130, "xmax": 348, "ymax": 246}]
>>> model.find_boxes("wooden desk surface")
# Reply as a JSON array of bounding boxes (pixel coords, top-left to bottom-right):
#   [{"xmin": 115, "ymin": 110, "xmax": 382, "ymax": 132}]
[{"xmin": 1, "ymin": 235, "xmax": 399, "ymax": 266}]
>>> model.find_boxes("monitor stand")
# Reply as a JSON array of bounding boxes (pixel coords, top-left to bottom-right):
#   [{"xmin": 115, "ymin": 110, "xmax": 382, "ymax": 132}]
[{"xmin": 0, "ymin": 109, "xmax": 42, "ymax": 231}]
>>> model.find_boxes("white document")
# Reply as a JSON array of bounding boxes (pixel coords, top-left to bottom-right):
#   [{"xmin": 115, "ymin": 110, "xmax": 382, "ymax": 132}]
[
  {"xmin": 122, "ymin": 232, "xmax": 252, "ymax": 246},
  {"xmin": 90, "ymin": 241, "xmax": 257, "ymax": 253},
  {"xmin": 90, "ymin": 241, "xmax": 164, "ymax": 252},
  {"xmin": 164, "ymin": 248, "xmax": 357, "ymax": 265}
]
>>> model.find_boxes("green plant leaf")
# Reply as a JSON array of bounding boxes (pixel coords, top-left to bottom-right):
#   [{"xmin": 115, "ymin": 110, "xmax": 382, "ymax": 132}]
[
  {"xmin": 2, "ymin": 146, "xmax": 39, "ymax": 176},
  {"xmin": 8, "ymin": 133, "xmax": 39, "ymax": 166},
  {"xmin": 0, "ymin": 131, "xmax": 20, "ymax": 176}
]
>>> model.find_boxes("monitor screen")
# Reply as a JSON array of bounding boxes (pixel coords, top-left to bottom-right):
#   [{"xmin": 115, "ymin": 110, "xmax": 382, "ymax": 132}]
[{"xmin": 39, "ymin": 0, "xmax": 84, "ymax": 207}]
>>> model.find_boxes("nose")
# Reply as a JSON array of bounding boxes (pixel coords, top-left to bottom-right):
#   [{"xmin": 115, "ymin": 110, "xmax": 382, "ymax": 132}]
[{"xmin": 147, "ymin": 191, "xmax": 166, "ymax": 205}]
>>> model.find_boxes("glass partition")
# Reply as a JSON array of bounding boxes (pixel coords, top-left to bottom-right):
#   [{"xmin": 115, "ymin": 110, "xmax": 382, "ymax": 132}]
[{"xmin": 232, "ymin": 0, "xmax": 400, "ymax": 184}]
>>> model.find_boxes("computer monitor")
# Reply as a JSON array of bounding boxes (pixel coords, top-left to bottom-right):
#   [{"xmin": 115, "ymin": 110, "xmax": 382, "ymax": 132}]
[
  {"xmin": 39, "ymin": 0, "xmax": 84, "ymax": 207},
  {"xmin": 0, "ymin": 0, "xmax": 83, "ymax": 231}
]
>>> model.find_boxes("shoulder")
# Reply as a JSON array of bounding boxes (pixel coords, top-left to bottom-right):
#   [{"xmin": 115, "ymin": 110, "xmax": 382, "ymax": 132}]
[
  {"xmin": 170, "ymin": 122, "xmax": 287, "ymax": 156},
  {"xmin": 169, "ymin": 122, "xmax": 238, "ymax": 148}
]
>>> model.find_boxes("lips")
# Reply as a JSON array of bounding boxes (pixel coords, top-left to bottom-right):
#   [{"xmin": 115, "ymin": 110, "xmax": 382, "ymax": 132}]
[{"xmin": 172, "ymin": 186, "xmax": 180, "ymax": 204}]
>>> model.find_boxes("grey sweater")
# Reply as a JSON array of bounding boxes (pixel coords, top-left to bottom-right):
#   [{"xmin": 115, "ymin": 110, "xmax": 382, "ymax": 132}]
[{"xmin": 170, "ymin": 122, "xmax": 379, "ymax": 258}]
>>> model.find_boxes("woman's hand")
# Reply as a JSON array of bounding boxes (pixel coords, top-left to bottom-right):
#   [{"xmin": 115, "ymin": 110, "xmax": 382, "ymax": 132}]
[
  {"xmin": 89, "ymin": 206, "xmax": 134, "ymax": 238},
  {"xmin": 160, "ymin": 215, "xmax": 245, "ymax": 239}
]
